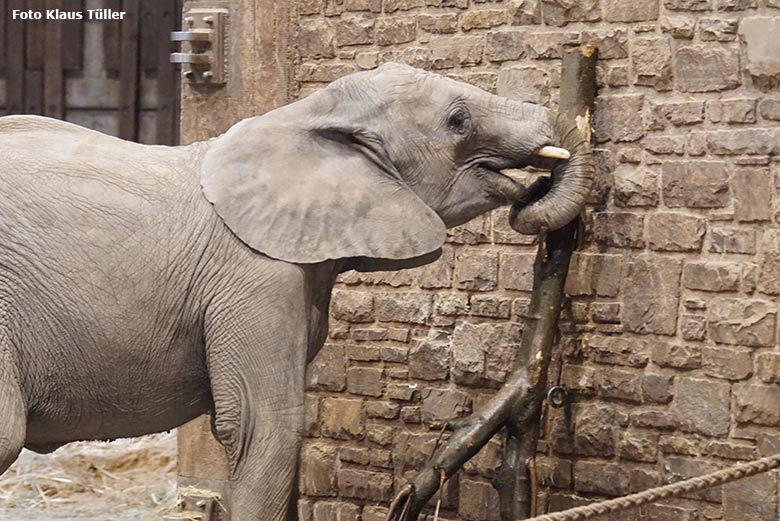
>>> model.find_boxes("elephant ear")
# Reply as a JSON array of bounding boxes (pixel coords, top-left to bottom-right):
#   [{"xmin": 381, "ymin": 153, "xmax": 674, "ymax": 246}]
[{"xmin": 200, "ymin": 114, "xmax": 446, "ymax": 264}]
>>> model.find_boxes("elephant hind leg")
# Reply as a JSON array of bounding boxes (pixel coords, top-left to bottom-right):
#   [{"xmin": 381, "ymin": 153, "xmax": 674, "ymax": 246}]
[{"xmin": 0, "ymin": 335, "xmax": 26, "ymax": 475}]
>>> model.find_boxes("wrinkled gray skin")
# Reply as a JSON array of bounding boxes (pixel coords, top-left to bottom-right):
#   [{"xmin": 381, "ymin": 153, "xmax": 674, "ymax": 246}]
[{"xmin": 0, "ymin": 63, "xmax": 592, "ymax": 520}]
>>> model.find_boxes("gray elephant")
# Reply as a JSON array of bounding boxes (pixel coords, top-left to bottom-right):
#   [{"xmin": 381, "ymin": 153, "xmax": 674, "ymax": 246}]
[{"xmin": 0, "ymin": 63, "xmax": 592, "ymax": 520}]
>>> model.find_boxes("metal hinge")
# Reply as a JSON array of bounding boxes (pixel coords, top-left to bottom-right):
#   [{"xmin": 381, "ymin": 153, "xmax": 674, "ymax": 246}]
[
  {"xmin": 163, "ymin": 487, "xmax": 225, "ymax": 521},
  {"xmin": 170, "ymin": 8, "xmax": 228, "ymax": 85}
]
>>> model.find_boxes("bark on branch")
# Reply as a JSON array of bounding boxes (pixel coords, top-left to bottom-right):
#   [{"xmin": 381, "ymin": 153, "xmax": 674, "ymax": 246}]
[{"xmin": 384, "ymin": 45, "xmax": 598, "ymax": 521}]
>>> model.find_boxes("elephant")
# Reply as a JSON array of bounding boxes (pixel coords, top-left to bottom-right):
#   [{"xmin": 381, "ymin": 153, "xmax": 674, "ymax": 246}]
[{"xmin": 0, "ymin": 63, "xmax": 593, "ymax": 520}]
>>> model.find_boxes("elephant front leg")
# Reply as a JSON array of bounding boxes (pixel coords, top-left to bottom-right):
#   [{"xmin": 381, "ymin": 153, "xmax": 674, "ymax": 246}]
[{"xmin": 205, "ymin": 296, "xmax": 308, "ymax": 521}]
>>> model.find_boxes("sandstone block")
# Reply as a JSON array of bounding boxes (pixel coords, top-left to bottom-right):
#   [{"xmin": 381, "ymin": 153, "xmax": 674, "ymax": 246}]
[
  {"xmin": 384, "ymin": 0, "xmax": 424, "ymax": 11},
  {"xmin": 702, "ymin": 345, "xmax": 752, "ymax": 380},
  {"xmin": 322, "ymin": 398, "xmax": 363, "ymax": 439},
  {"xmin": 524, "ymin": 31, "xmax": 580, "ymax": 59},
  {"xmin": 299, "ymin": 19, "xmax": 336, "ymax": 58},
  {"xmin": 510, "ymin": 0, "xmax": 541, "ymax": 24},
  {"xmin": 312, "ymin": 502, "xmax": 361, "ymax": 521},
  {"xmin": 707, "ymin": 128, "xmax": 777, "ymax": 155},
  {"xmin": 591, "ymin": 302, "xmax": 621, "ymax": 324},
  {"xmin": 647, "ymin": 213, "xmax": 705, "ymax": 252},
  {"xmin": 594, "ymin": 94, "xmax": 644, "ymax": 142},
  {"xmin": 739, "ymin": 17, "xmax": 780, "ymax": 87},
  {"xmin": 756, "ymin": 352, "xmax": 780, "ymax": 384},
  {"xmin": 614, "ymin": 166, "xmax": 658, "ymax": 207},
  {"xmin": 375, "ymin": 16, "xmax": 416, "ymax": 46},
  {"xmin": 682, "ymin": 261, "xmax": 740, "ymax": 292},
  {"xmin": 347, "ymin": 367, "xmax": 383, "ymax": 397},
  {"xmin": 622, "ymin": 255, "xmax": 682, "ymax": 336},
  {"xmin": 661, "ymin": 161, "xmax": 729, "ymax": 208},
  {"xmin": 574, "ymin": 461, "xmax": 630, "ymax": 496},
  {"xmin": 421, "ymin": 387, "xmax": 471, "ymax": 423},
  {"xmin": 470, "ymin": 295, "xmax": 511, "ymax": 318},
  {"xmin": 734, "ymin": 383, "xmax": 780, "ymax": 426},
  {"xmin": 331, "ymin": 290, "xmax": 374, "ymax": 322},
  {"xmin": 679, "ymin": 314, "xmax": 706, "ymax": 341},
  {"xmin": 334, "ymin": 16, "xmax": 374, "ymax": 46},
  {"xmin": 459, "ymin": 479, "xmax": 500, "ymax": 521},
  {"xmin": 300, "ymin": 443, "xmax": 338, "ymax": 496},
  {"xmin": 699, "ymin": 17, "xmax": 739, "ymax": 41},
  {"xmin": 417, "ymin": 13, "xmax": 458, "ymax": 33},
  {"xmin": 759, "ymin": 230, "xmax": 780, "ymax": 293},
  {"xmin": 541, "ymin": 0, "xmax": 600, "ymax": 26},
  {"xmin": 461, "ymin": 9, "xmax": 507, "ymax": 31},
  {"xmin": 581, "ymin": 28, "xmax": 628, "ymax": 59},
  {"xmin": 723, "ymin": 473, "xmax": 778, "ymax": 521},
  {"xmin": 632, "ymin": 37, "xmax": 673, "ymax": 90},
  {"xmin": 709, "ymin": 226, "xmax": 756, "ymax": 254},
  {"xmin": 499, "ymin": 252, "xmax": 535, "ymax": 291},
  {"xmin": 535, "ymin": 456, "xmax": 573, "ymax": 488},
  {"xmin": 496, "ymin": 66, "xmax": 549, "ymax": 104},
  {"xmin": 586, "ymin": 335, "xmax": 649, "ymax": 367},
  {"xmin": 661, "ymin": 15, "xmax": 696, "ymax": 38},
  {"xmin": 451, "ymin": 321, "xmax": 522, "ymax": 386},
  {"xmin": 733, "ymin": 168, "xmax": 773, "ymax": 222},
  {"xmin": 325, "ymin": 0, "xmax": 381, "ymax": 15},
  {"xmin": 707, "ymin": 98, "xmax": 756, "ymax": 123},
  {"xmin": 430, "ymin": 37, "xmax": 484, "ymax": 69},
  {"xmin": 307, "ymin": 344, "xmax": 347, "ymax": 392},
  {"xmin": 652, "ymin": 342, "xmax": 701, "ymax": 369},
  {"xmin": 708, "ymin": 298, "xmax": 776, "ymax": 346},
  {"xmin": 337, "ymin": 469, "xmax": 393, "ymax": 501},
  {"xmin": 593, "ymin": 212, "xmax": 645, "ymax": 249},
  {"xmin": 455, "ymin": 250, "xmax": 498, "ymax": 291},
  {"xmin": 664, "ymin": 0, "xmax": 711, "ymax": 9},
  {"xmin": 643, "ymin": 373, "xmax": 674, "ymax": 403},
  {"xmin": 675, "ymin": 44, "xmax": 740, "ymax": 92},
  {"xmin": 565, "ymin": 253, "xmax": 622, "ymax": 297},
  {"xmin": 408, "ymin": 340, "xmax": 449, "ymax": 381},
  {"xmin": 602, "ymin": 0, "xmax": 658, "ymax": 20},
  {"xmin": 648, "ymin": 100, "xmax": 704, "ymax": 129},
  {"xmin": 375, "ymin": 292, "xmax": 432, "ymax": 324},
  {"xmin": 663, "ymin": 457, "xmax": 722, "ymax": 502},
  {"xmin": 434, "ymin": 293, "xmax": 469, "ymax": 316},
  {"xmin": 758, "ymin": 98, "xmax": 780, "ymax": 120}
]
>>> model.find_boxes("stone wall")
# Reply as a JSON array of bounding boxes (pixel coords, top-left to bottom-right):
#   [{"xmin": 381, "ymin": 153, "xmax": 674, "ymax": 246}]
[{"xmin": 291, "ymin": 1, "xmax": 780, "ymax": 520}]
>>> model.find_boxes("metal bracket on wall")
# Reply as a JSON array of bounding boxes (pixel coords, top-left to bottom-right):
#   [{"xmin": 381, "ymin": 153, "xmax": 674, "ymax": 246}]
[
  {"xmin": 170, "ymin": 8, "xmax": 228, "ymax": 85},
  {"xmin": 162, "ymin": 487, "xmax": 225, "ymax": 521}
]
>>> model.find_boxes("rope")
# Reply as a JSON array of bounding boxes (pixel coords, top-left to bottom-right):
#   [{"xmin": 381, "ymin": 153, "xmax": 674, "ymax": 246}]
[{"xmin": 526, "ymin": 452, "xmax": 780, "ymax": 521}]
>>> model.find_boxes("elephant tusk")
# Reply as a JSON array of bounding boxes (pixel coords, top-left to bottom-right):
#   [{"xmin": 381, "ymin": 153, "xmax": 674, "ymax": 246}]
[{"xmin": 535, "ymin": 146, "xmax": 570, "ymax": 160}]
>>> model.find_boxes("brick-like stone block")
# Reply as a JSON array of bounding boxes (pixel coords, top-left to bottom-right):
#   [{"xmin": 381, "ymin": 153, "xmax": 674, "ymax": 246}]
[
  {"xmin": 337, "ymin": 468, "xmax": 393, "ymax": 501},
  {"xmin": 707, "ymin": 98, "xmax": 756, "ymax": 123},
  {"xmin": 664, "ymin": 0, "xmax": 711, "ymax": 10},
  {"xmin": 622, "ymin": 255, "xmax": 682, "ymax": 336},
  {"xmin": 331, "ymin": 290, "xmax": 374, "ymax": 323},
  {"xmin": 499, "ymin": 252, "xmax": 535, "ymax": 291},
  {"xmin": 758, "ymin": 98, "xmax": 780, "ymax": 120},
  {"xmin": 663, "ymin": 457, "xmax": 723, "ymax": 502},
  {"xmin": 707, "ymin": 128, "xmax": 777, "ymax": 155},
  {"xmin": 647, "ymin": 213, "xmax": 705, "ymax": 252},
  {"xmin": 756, "ymin": 352, "xmax": 780, "ymax": 384},
  {"xmin": 334, "ymin": 16, "xmax": 375, "ymax": 46},
  {"xmin": 709, "ymin": 225, "xmax": 756, "ymax": 254},
  {"xmin": 758, "ymin": 230, "xmax": 780, "ymax": 295},
  {"xmin": 430, "ymin": 36, "xmax": 484, "ymax": 69},
  {"xmin": 581, "ymin": 28, "xmax": 628, "ymax": 59},
  {"xmin": 680, "ymin": 314, "xmax": 706, "ymax": 341},
  {"xmin": 346, "ymin": 366, "xmax": 383, "ymax": 397},
  {"xmin": 322, "ymin": 398, "xmax": 363, "ymax": 439},
  {"xmin": 470, "ymin": 295, "xmax": 511, "ymax": 318},
  {"xmin": 510, "ymin": 0, "xmax": 541, "ymax": 24},
  {"xmin": 300, "ymin": 442, "xmax": 338, "ymax": 496},
  {"xmin": 661, "ymin": 15, "xmax": 696, "ymax": 38},
  {"xmin": 739, "ymin": 16, "xmax": 780, "ymax": 86},
  {"xmin": 455, "ymin": 250, "xmax": 498, "ymax": 291},
  {"xmin": 700, "ymin": 17, "xmax": 739, "ymax": 41},
  {"xmin": 375, "ymin": 16, "xmax": 416, "ymax": 46},
  {"xmin": 307, "ymin": 344, "xmax": 347, "ymax": 391},
  {"xmin": 574, "ymin": 461, "xmax": 630, "ymax": 496},
  {"xmin": 375, "ymin": 292, "xmax": 432, "ymax": 324},
  {"xmin": 619, "ymin": 429, "xmax": 660, "ymax": 462},
  {"xmin": 496, "ymin": 66, "xmax": 549, "ymax": 104},
  {"xmin": 585, "ymin": 334, "xmax": 649, "ymax": 367},
  {"xmin": 299, "ymin": 19, "xmax": 337, "ymax": 58},
  {"xmin": 632, "ymin": 37, "xmax": 673, "ymax": 90},
  {"xmin": 421, "ymin": 387, "xmax": 471, "ymax": 422},
  {"xmin": 594, "ymin": 94, "xmax": 644, "ymax": 142},
  {"xmin": 661, "ymin": 161, "xmax": 729, "ymax": 208},
  {"xmin": 459, "ymin": 479, "xmax": 500, "ymax": 521},
  {"xmin": 702, "ymin": 345, "xmax": 752, "ymax": 380},
  {"xmin": 451, "ymin": 321, "xmax": 522, "ymax": 385},
  {"xmin": 614, "ymin": 166, "xmax": 658, "ymax": 207},
  {"xmin": 384, "ymin": 0, "xmax": 424, "ymax": 11},
  {"xmin": 733, "ymin": 168, "xmax": 773, "ymax": 222},
  {"xmin": 723, "ymin": 473, "xmax": 778, "ymax": 521},
  {"xmin": 461, "ymin": 9, "xmax": 508, "ymax": 31},
  {"xmin": 435, "ymin": 293, "xmax": 469, "ymax": 316},
  {"xmin": 312, "ymin": 501, "xmax": 361, "ymax": 521},
  {"xmin": 409, "ymin": 339, "xmax": 449, "ymax": 381},
  {"xmin": 708, "ymin": 298, "xmax": 776, "ymax": 346},
  {"xmin": 675, "ymin": 44, "xmax": 740, "ymax": 92},
  {"xmin": 593, "ymin": 212, "xmax": 645, "ymax": 249},
  {"xmin": 648, "ymin": 100, "xmax": 704, "ymax": 129},
  {"xmin": 643, "ymin": 373, "xmax": 674, "ymax": 403},
  {"xmin": 541, "ymin": 0, "xmax": 600, "ymax": 26},
  {"xmin": 602, "ymin": 0, "xmax": 658, "ymax": 20},
  {"xmin": 682, "ymin": 261, "xmax": 740, "ymax": 292},
  {"xmin": 525, "ymin": 31, "xmax": 580, "ymax": 59},
  {"xmin": 484, "ymin": 30, "xmax": 526, "ymax": 62},
  {"xmin": 734, "ymin": 383, "xmax": 780, "ymax": 426},
  {"xmin": 417, "ymin": 13, "xmax": 457, "ymax": 33},
  {"xmin": 565, "ymin": 253, "xmax": 622, "ymax": 296},
  {"xmin": 652, "ymin": 341, "xmax": 701, "ymax": 369}
]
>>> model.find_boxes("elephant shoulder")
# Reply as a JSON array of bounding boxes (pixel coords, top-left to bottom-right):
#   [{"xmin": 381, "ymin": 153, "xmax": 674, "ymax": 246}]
[{"xmin": 0, "ymin": 115, "xmax": 109, "ymax": 141}]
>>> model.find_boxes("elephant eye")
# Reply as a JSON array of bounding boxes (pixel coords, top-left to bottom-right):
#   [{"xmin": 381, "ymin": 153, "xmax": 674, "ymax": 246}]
[{"xmin": 446, "ymin": 107, "xmax": 470, "ymax": 134}]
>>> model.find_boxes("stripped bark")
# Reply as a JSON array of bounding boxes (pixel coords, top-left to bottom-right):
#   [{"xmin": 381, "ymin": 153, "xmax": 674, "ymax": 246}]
[{"xmin": 384, "ymin": 45, "xmax": 598, "ymax": 521}]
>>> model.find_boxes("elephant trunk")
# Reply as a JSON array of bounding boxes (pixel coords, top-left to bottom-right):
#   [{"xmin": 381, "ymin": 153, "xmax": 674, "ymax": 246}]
[{"xmin": 510, "ymin": 114, "xmax": 595, "ymax": 234}]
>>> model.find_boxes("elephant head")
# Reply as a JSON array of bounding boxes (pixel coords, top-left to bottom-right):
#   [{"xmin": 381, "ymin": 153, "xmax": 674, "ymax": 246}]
[{"xmin": 200, "ymin": 63, "xmax": 594, "ymax": 264}]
